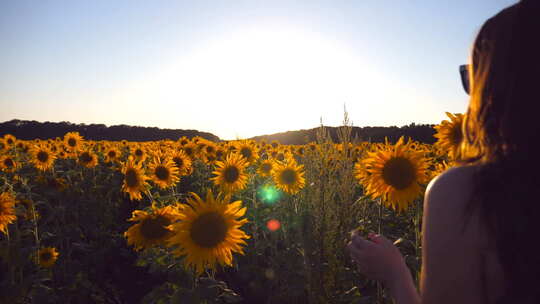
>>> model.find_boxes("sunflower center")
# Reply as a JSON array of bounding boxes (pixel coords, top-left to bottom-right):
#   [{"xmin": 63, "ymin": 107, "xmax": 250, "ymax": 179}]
[
  {"xmin": 4, "ymin": 158, "xmax": 14, "ymax": 167},
  {"xmin": 173, "ymin": 157, "xmax": 183, "ymax": 169},
  {"xmin": 140, "ymin": 216, "xmax": 171, "ymax": 240},
  {"xmin": 280, "ymin": 169, "xmax": 297, "ymax": 185},
  {"xmin": 450, "ymin": 125, "xmax": 463, "ymax": 146},
  {"xmin": 135, "ymin": 149, "xmax": 143, "ymax": 157},
  {"xmin": 261, "ymin": 163, "xmax": 272, "ymax": 173},
  {"xmin": 240, "ymin": 147, "xmax": 252, "ymax": 160},
  {"xmin": 190, "ymin": 212, "xmax": 228, "ymax": 248},
  {"xmin": 155, "ymin": 166, "xmax": 170, "ymax": 181},
  {"xmin": 224, "ymin": 166, "xmax": 240, "ymax": 183},
  {"xmin": 184, "ymin": 148, "xmax": 193, "ymax": 156},
  {"xmin": 37, "ymin": 151, "xmax": 49, "ymax": 163},
  {"xmin": 206, "ymin": 146, "xmax": 215, "ymax": 153},
  {"xmin": 68, "ymin": 138, "xmax": 77, "ymax": 147},
  {"xmin": 80, "ymin": 152, "xmax": 92, "ymax": 164},
  {"xmin": 125, "ymin": 168, "xmax": 140, "ymax": 187},
  {"xmin": 108, "ymin": 150, "xmax": 116, "ymax": 158},
  {"xmin": 382, "ymin": 157, "xmax": 416, "ymax": 190},
  {"xmin": 277, "ymin": 153, "xmax": 285, "ymax": 161},
  {"xmin": 40, "ymin": 252, "xmax": 52, "ymax": 261}
]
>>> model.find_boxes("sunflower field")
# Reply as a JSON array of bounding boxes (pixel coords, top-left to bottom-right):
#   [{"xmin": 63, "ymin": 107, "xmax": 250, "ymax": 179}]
[{"xmin": 0, "ymin": 111, "xmax": 463, "ymax": 304}]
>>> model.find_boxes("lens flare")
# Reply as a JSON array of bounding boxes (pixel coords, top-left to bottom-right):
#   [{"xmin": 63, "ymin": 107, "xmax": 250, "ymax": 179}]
[
  {"xmin": 266, "ymin": 219, "xmax": 281, "ymax": 231},
  {"xmin": 258, "ymin": 184, "xmax": 281, "ymax": 204}
]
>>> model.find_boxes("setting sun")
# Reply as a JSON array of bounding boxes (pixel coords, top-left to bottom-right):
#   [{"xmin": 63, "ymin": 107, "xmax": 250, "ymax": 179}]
[{"xmin": 126, "ymin": 26, "xmax": 387, "ymax": 139}]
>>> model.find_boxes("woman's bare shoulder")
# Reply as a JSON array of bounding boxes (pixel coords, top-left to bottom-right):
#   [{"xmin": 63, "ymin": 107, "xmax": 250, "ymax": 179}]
[
  {"xmin": 425, "ymin": 164, "xmax": 478, "ymax": 215},
  {"xmin": 427, "ymin": 164, "xmax": 477, "ymax": 193}
]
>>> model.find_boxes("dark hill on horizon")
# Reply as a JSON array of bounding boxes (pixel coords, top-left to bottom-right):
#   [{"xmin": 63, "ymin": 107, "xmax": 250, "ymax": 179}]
[
  {"xmin": 0, "ymin": 119, "xmax": 220, "ymax": 142},
  {"xmin": 0, "ymin": 119, "xmax": 437, "ymax": 145},
  {"xmin": 249, "ymin": 123, "xmax": 437, "ymax": 145}
]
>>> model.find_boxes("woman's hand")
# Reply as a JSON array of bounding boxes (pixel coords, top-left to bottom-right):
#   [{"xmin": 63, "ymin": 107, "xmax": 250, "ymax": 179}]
[{"xmin": 347, "ymin": 231, "xmax": 408, "ymax": 286}]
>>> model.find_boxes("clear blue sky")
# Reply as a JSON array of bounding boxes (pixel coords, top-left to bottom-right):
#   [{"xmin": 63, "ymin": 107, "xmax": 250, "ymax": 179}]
[{"xmin": 0, "ymin": 0, "xmax": 517, "ymax": 140}]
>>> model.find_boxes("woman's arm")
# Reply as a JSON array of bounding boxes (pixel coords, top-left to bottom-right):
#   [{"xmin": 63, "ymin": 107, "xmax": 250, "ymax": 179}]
[{"xmin": 386, "ymin": 261, "xmax": 420, "ymax": 304}]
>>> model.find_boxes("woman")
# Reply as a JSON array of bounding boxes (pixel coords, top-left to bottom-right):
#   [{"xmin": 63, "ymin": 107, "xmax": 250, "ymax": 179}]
[{"xmin": 347, "ymin": 1, "xmax": 540, "ymax": 303}]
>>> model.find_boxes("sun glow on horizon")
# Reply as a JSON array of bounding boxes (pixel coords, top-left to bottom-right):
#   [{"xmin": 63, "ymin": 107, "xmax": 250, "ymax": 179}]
[{"xmin": 110, "ymin": 26, "xmax": 435, "ymax": 140}]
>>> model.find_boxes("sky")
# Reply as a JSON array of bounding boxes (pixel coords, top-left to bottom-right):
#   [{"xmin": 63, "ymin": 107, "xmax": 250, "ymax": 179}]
[{"xmin": 0, "ymin": 0, "xmax": 517, "ymax": 140}]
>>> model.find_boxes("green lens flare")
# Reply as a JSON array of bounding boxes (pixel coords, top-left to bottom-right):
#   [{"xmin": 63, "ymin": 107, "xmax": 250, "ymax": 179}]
[{"xmin": 258, "ymin": 184, "xmax": 281, "ymax": 204}]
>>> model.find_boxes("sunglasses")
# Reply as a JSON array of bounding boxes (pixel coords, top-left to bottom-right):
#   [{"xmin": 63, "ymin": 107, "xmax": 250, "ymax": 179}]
[{"xmin": 459, "ymin": 64, "xmax": 470, "ymax": 95}]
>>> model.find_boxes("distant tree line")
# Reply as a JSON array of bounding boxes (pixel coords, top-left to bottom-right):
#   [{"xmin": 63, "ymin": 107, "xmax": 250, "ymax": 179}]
[
  {"xmin": 249, "ymin": 123, "xmax": 437, "ymax": 145},
  {"xmin": 0, "ymin": 119, "xmax": 220, "ymax": 142},
  {"xmin": 0, "ymin": 119, "xmax": 437, "ymax": 145}
]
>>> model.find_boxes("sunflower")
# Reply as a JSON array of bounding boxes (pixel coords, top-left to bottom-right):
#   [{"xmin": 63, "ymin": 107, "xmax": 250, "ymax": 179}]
[
  {"xmin": 226, "ymin": 143, "xmax": 237, "ymax": 153},
  {"xmin": 274, "ymin": 151, "xmax": 287, "ymax": 162},
  {"xmin": 0, "ymin": 192, "xmax": 17, "ymax": 234},
  {"xmin": 170, "ymin": 150, "xmax": 193, "ymax": 176},
  {"xmin": 178, "ymin": 136, "xmax": 189, "ymax": 146},
  {"xmin": 131, "ymin": 145, "xmax": 148, "ymax": 163},
  {"xmin": 215, "ymin": 147, "xmax": 226, "ymax": 161},
  {"xmin": 121, "ymin": 157, "xmax": 150, "ymax": 201},
  {"xmin": 0, "ymin": 155, "xmax": 17, "ymax": 172},
  {"xmin": 124, "ymin": 204, "xmax": 181, "ymax": 251},
  {"xmin": 202, "ymin": 152, "xmax": 218, "ymax": 166},
  {"xmin": 434, "ymin": 112, "xmax": 465, "ymax": 160},
  {"xmin": 3, "ymin": 134, "xmax": 16, "ymax": 148},
  {"xmin": 64, "ymin": 132, "xmax": 84, "ymax": 152},
  {"xmin": 257, "ymin": 159, "xmax": 274, "ymax": 177},
  {"xmin": 204, "ymin": 141, "xmax": 217, "ymax": 155},
  {"xmin": 195, "ymin": 140, "xmax": 209, "ymax": 156},
  {"xmin": 235, "ymin": 140, "xmax": 259, "ymax": 164},
  {"xmin": 57, "ymin": 149, "xmax": 68, "ymax": 159},
  {"xmin": 148, "ymin": 156, "xmax": 180, "ymax": 189},
  {"xmin": 271, "ymin": 159, "xmax": 306, "ymax": 195},
  {"xmin": 30, "ymin": 144, "xmax": 56, "ymax": 171},
  {"xmin": 15, "ymin": 140, "xmax": 26, "ymax": 151},
  {"xmin": 78, "ymin": 150, "xmax": 98, "ymax": 168},
  {"xmin": 356, "ymin": 137, "xmax": 430, "ymax": 212},
  {"xmin": 182, "ymin": 142, "xmax": 197, "ymax": 160},
  {"xmin": 167, "ymin": 190, "xmax": 250, "ymax": 275},
  {"xmin": 211, "ymin": 153, "xmax": 249, "ymax": 194},
  {"xmin": 105, "ymin": 146, "xmax": 121, "ymax": 163},
  {"xmin": 37, "ymin": 247, "xmax": 59, "ymax": 268}
]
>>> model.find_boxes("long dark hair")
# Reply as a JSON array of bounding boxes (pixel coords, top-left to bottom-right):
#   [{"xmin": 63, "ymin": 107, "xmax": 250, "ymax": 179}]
[{"xmin": 461, "ymin": 1, "xmax": 540, "ymax": 303}]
